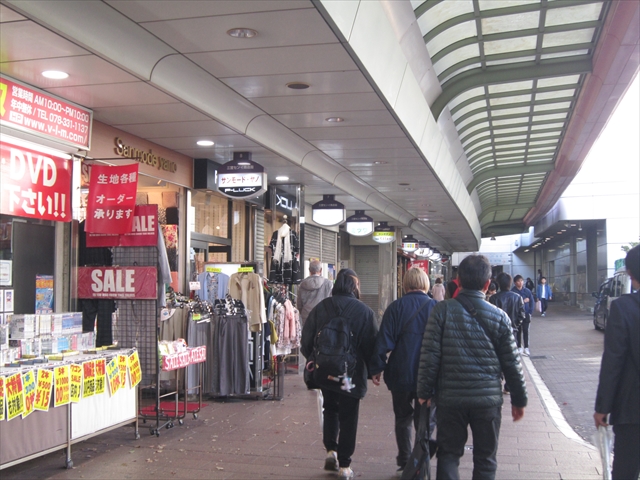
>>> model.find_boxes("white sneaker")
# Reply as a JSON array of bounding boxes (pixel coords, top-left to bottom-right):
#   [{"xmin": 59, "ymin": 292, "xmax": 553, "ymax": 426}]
[
  {"xmin": 517, "ymin": 347, "xmax": 523, "ymax": 354},
  {"xmin": 523, "ymin": 348, "xmax": 530, "ymax": 356},
  {"xmin": 541, "ymin": 313, "xmax": 545, "ymax": 317},
  {"xmin": 338, "ymin": 467, "xmax": 354, "ymax": 479},
  {"xmin": 324, "ymin": 451, "xmax": 338, "ymax": 471}
]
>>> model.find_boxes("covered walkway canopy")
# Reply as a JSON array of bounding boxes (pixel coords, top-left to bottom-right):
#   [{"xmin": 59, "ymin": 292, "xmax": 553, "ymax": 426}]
[{"xmin": 1, "ymin": 0, "xmax": 638, "ymax": 252}]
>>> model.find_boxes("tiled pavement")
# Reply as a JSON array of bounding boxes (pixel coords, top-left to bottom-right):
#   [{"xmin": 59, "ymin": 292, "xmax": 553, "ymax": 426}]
[{"xmin": 2, "ymin": 304, "xmax": 607, "ymax": 480}]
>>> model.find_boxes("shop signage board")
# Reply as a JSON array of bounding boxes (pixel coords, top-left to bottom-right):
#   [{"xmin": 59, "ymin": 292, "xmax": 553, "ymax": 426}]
[
  {"xmin": 85, "ymin": 163, "xmax": 139, "ymax": 234},
  {"xmin": 217, "ymin": 155, "xmax": 267, "ymax": 199},
  {"xmin": 34, "ymin": 368, "xmax": 53, "ymax": 412},
  {"xmin": 161, "ymin": 346, "xmax": 207, "ymax": 371},
  {"xmin": 0, "ymin": 141, "xmax": 72, "ymax": 221},
  {"xmin": 5, "ymin": 371, "xmax": 25, "ymax": 421},
  {"xmin": 408, "ymin": 259, "xmax": 430, "ymax": 271},
  {"xmin": 54, "ymin": 365, "xmax": 70, "ymax": 407},
  {"xmin": 86, "ymin": 204, "xmax": 158, "ymax": 247},
  {"xmin": 0, "ymin": 75, "xmax": 92, "ymax": 150},
  {"xmin": 77, "ymin": 266, "xmax": 157, "ymax": 300}
]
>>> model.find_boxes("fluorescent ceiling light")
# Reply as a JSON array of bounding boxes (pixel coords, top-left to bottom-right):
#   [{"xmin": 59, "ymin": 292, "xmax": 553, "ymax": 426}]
[
  {"xmin": 275, "ymin": 176, "xmax": 289, "ymax": 181},
  {"xmin": 197, "ymin": 140, "xmax": 214, "ymax": 146},
  {"xmin": 311, "ymin": 195, "xmax": 345, "ymax": 226},
  {"xmin": 42, "ymin": 70, "xmax": 68, "ymax": 79}
]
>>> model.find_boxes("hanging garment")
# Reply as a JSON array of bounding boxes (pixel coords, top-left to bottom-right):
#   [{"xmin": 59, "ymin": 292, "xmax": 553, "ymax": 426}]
[
  {"xmin": 197, "ymin": 271, "xmax": 230, "ymax": 303},
  {"xmin": 268, "ymin": 225, "xmax": 302, "ymax": 284},
  {"xmin": 229, "ymin": 272, "xmax": 266, "ymax": 332},
  {"xmin": 210, "ymin": 313, "xmax": 250, "ymax": 396}
]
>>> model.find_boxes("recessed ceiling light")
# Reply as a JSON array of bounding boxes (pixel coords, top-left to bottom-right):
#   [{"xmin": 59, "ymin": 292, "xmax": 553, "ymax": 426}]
[
  {"xmin": 227, "ymin": 28, "xmax": 257, "ymax": 38},
  {"xmin": 42, "ymin": 70, "xmax": 68, "ymax": 79},
  {"xmin": 275, "ymin": 176, "xmax": 289, "ymax": 181},
  {"xmin": 197, "ymin": 140, "xmax": 214, "ymax": 146},
  {"xmin": 374, "ymin": 161, "xmax": 388, "ymax": 165},
  {"xmin": 286, "ymin": 82, "xmax": 310, "ymax": 90},
  {"xmin": 325, "ymin": 117, "xmax": 344, "ymax": 123},
  {"xmin": 404, "ymin": 187, "xmax": 415, "ymax": 191}
]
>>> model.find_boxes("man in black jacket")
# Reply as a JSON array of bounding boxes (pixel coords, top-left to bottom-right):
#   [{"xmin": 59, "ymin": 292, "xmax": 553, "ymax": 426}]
[
  {"xmin": 418, "ymin": 255, "xmax": 527, "ymax": 480},
  {"xmin": 594, "ymin": 245, "xmax": 640, "ymax": 480}
]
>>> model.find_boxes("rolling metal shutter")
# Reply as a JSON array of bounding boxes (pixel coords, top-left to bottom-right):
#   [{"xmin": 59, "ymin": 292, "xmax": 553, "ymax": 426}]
[
  {"xmin": 254, "ymin": 208, "xmax": 265, "ymax": 265},
  {"xmin": 321, "ymin": 230, "xmax": 337, "ymax": 265},
  {"xmin": 304, "ymin": 224, "xmax": 321, "ymax": 260},
  {"xmin": 354, "ymin": 246, "xmax": 379, "ymax": 318}
]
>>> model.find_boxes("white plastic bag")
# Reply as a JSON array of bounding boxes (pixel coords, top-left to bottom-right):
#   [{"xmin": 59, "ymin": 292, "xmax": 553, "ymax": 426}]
[
  {"xmin": 593, "ymin": 425, "xmax": 613, "ymax": 480},
  {"xmin": 316, "ymin": 389, "xmax": 324, "ymax": 429}
]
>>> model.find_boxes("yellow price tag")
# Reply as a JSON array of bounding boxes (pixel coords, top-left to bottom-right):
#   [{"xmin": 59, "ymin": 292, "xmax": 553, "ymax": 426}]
[
  {"xmin": 238, "ymin": 267, "xmax": 254, "ymax": 272},
  {"xmin": 205, "ymin": 266, "xmax": 222, "ymax": 273}
]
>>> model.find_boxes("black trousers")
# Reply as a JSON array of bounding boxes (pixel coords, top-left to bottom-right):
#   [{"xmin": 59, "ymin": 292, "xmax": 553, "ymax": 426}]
[
  {"xmin": 392, "ymin": 391, "xmax": 437, "ymax": 468},
  {"xmin": 436, "ymin": 405, "xmax": 502, "ymax": 480},
  {"xmin": 540, "ymin": 298, "xmax": 548, "ymax": 314},
  {"xmin": 612, "ymin": 423, "xmax": 640, "ymax": 480},
  {"xmin": 322, "ymin": 388, "xmax": 360, "ymax": 468},
  {"xmin": 516, "ymin": 314, "xmax": 531, "ymax": 349}
]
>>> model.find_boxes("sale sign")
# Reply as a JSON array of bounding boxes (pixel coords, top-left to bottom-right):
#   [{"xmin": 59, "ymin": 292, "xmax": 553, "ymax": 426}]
[
  {"xmin": 34, "ymin": 368, "xmax": 53, "ymax": 412},
  {"xmin": 54, "ymin": 365, "xmax": 70, "ymax": 407},
  {"xmin": 82, "ymin": 360, "xmax": 96, "ymax": 398},
  {"xmin": 128, "ymin": 351, "xmax": 142, "ymax": 388},
  {"xmin": 118, "ymin": 355, "xmax": 128, "ymax": 388},
  {"xmin": 95, "ymin": 358, "xmax": 106, "ymax": 395},
  {"xmin": 22, "ymin": 370, "xmax": 36, "ymax": 419},
  {"xmin": 86, "ymin": 204, "xmax": 158, "ymax": 247},
  {"xmin": 0, "ymin": 376, "xmax": 5, "ymax": 421},
  {"xmin": 0, "ymin": 75, "xmax": 92, "ymax": 150},
  {"xmin": 0, "ymin": 141, "xmax": 71, "ymax": 221},
  {"xmin": 77, "ymin": 266, "xmax": 157, "ymax": 300},
  {"xmin": 106, "ymin": 357, "xmax": 121, "ymax": 396},
  {"xmin": 85, "ymin": 163, "xmax": 138, "ymax": 234},
  {"xmin": 5, "ymin": 372, "xmax": 24, "ymax": 421},
  {"xmin": 69, "ymin": 364, "xmax": 82, "ymax": 403}
]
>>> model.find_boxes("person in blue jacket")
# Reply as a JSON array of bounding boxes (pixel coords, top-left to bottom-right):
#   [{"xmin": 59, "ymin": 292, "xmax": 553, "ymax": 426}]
[
  {"xmin": 512, "ymin": 274, "xmax": 534, "ymax": 355},
  {"xmin": 536, "ymin": 277, "xmax": 552, "ymax": 316},
  {"xmin": 370, "ymin": 267, "xmax": 437, "ymax": 477}
]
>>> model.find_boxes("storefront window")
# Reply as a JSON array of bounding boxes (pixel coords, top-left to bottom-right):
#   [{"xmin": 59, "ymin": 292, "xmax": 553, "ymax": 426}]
[
  {"xmin": 231, "ymin": 200, "xmax": 246, "ymax": 262},
  {"xmin": 192, "ymin": 191, "xmax": 228, "ymax": 238}
]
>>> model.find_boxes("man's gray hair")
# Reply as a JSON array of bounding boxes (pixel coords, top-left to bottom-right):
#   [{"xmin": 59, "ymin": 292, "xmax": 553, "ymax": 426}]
[{"xmin": 309, "ymin": 259, "xmax": 322, "ymax": 274}]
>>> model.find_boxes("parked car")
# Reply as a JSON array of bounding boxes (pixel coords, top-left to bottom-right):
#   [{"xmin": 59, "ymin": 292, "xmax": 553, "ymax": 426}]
[{"xmin": 592, "ymin": 268, "xmax": 632, "ymax": 330}]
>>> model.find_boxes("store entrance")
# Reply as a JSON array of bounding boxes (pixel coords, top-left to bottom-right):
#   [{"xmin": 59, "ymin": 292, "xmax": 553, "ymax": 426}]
[{"xmin": 190, "ymin": 234, "xmax": 232, "ymax": 282}]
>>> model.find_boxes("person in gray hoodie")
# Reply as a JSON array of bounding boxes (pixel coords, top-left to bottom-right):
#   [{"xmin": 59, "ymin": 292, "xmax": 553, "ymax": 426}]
[{"xmin": 297, "ymin": 259, "xmax": 333, "ymax": 326}]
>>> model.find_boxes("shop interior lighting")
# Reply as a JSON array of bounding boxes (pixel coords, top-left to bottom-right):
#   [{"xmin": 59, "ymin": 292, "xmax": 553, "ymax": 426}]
[
  {"xmin": 42, "ymin": 70, "xmax": 69, "ymax": 79},
  {"xmin": 196, "ymin": 140, "xmax": 214, "ymax": 146},
  {"xmin": 345, "ymin": 210, "xmax": 374, "ymax": 236},
  {"xmin": 372, "ymin": 222, "xmax": 395, "ymax": 244},
  {"xmin": 311, "ymin": 194, "xmax": 345, "ymax": 226},
  {"xmin": 401, "ymin": 234, "xmax": 419, "ymax": 253},
  {"xmin": 227, "ymin": 28, "xmax": 257, "ymax": 38}
]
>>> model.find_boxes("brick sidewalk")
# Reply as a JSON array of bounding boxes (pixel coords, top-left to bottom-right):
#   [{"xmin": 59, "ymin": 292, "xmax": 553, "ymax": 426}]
[{"xmin": 2, "ymin": 357, "xmax": 604, "ymax": 480}]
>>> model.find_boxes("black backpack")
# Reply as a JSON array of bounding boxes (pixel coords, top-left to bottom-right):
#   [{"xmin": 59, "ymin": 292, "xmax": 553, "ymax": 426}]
[{"xmin": 311, "ymin": 299, "xmax": 358, "ymax": 390}]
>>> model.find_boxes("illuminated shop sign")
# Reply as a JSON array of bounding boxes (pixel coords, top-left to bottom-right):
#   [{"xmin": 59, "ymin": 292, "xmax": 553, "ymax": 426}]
[
  {"xmin": 0, "ymin": 74, "xmax": 92, "ymax": 150},
  {"xmin": 217, "ymin": 152, "xmax": 267, "ymax": 199},
  {"xmin": 114, "ymin": 137, "xmax": 177, "ymax": 173}
]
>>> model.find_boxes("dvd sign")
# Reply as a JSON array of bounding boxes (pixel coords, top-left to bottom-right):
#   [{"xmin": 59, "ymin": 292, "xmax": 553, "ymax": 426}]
[{"xmin": 217, "ymin": 152, "xmax": 267, "ymax": 199}]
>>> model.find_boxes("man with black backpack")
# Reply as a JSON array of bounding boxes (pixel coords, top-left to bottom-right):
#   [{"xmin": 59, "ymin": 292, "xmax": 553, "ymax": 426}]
[{"xmin": 301, "ymin": 268, "xmax": 377, "ymax": 480}]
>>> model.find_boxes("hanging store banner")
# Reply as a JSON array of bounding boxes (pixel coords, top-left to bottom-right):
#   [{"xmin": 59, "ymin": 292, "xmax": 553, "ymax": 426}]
[
  {"xmin": 85, "ymin": 163, "xmax": 138, "ymax": 234},
  {"xmin": 69, "ymin": 364, "xmax": 82, "ymax": 403},
  {"xmin": 5, "ymin": 372, "xmax": 25, "ymax": 421},
  {"xmin": 94, "ymin": 358, "xmax": 106, "ymax": 395},
  {"xmin": 408, "ymin": 260, "xmax": 430, "ymax": 272},
  {"xmin": 0, "ymin": 75, "xmax": 92, "ymax": 150},
  {"xmin": 54, "ymin": 365, "xmax": 71, "ymax": 407},
  {"xmin": 86, "ymin": 204, "xmax": 158, "ymax": 247},
  {"xmin": 34, "ymin": 368, "xmax": 53, "ymax": 412},
  {"xmin": 77, "ymin": 266, "xmax": 157, "ymax": 300},
  {"xmin": 0, "ymin": 141, "xmax": 72, "ymax": 221},
  {"xmin": 22, "ymin": 369, "xmax": 36, "ymax": 419},
  {"xmin": 217, "ymin": 156, "xmax": 267, "ymax": 199}
]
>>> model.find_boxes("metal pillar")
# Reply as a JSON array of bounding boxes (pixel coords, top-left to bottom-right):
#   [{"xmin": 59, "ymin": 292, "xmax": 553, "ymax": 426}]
[{"xmin": 569, "ymin": 235, "xmax": 577, "ymax": 306}]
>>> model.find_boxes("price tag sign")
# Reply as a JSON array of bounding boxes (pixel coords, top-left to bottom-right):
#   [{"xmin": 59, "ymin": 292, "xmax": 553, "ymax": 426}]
[
  {"xmin": 118, "ymin": 355, "xmax": 128, "ymax": 388},
  {"xmin": 189, "ymin": 281, "xmax": 201, "ymax": 291},
  {"xmin": 204, "ymin": 266, "xmax": 222, "ymax": 273},
  {"xmin": 54, "ymin": 365, "xmax": 70, "ymax": 407},
  {"xmin": 238, "ymin": 266, "xmax": 254, "ymax": 272},
  {"xmin": 82, "ymin": 360, "xmax": 96, "ymax": 398},
  {"xmin": 5, "ymin": 372, "xmax": 25, "ymax": 421},
  {"xmin": 106, "ymin": 357, "xmax": 121, "ymax": 396},
  {"xmin": 128, "ymin": 351, "xmax": 142, "ymax": 388},
  {"xmin": 0, "ymin": 376, "xmax": 5, "ymax": 421},
  {"xmin": 22, "ymin": 370, "xmax": 36, "ymax": 419},
  {"xmin": 69, "ymin": 364, "xmax": 82, "ymax": 403},
  {"xmin": 95, "ymin": 358, "xmax": 106, "ymax": 395},
  {"xmin": 34, "ymin": 368, "xmax": 53, "ymax": 412}
]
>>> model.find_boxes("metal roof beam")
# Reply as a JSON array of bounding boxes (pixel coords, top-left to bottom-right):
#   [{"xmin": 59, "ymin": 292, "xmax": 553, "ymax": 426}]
[
  {"xmin": 432, "ymin": 58, "xmax": 592, "ymax": 120},
  {"xmin": 479, "ymin": 204, "xmax": 536, "ymax": 223},
  {"xmin": 468, "ymin": 163, "xmax": 553, "ymax": 193}
]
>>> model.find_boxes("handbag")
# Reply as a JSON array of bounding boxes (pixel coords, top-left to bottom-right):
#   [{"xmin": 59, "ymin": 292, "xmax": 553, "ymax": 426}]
[
  {"xmin": 536, "ymin": 300, "xmax": 542, "ymax": 312},
  {"xmin": 304, "ymin": 354, "xmax": 320, "ymax": 390},
  {"xmin": 400, "ymin": 401, "xmax": 432, "ymax": 480}
]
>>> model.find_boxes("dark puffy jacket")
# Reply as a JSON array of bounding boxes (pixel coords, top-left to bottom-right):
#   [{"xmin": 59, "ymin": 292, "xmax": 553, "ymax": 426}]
[
  {"xmin": 417, "ymin": 290, "xmax": 527, "ymax": 409},
  {"xmin": 511, "ymin": 286, "xmax": 534, "ymax": 316},
  {"xmin": 490, "ymin": 290, "xmax": 526, "ymax": 328},
  {"xmin": 370, "ymin": 291, "xmax": 437, "ymax": 392},
  {"xmin": 301, "ymin": 293, "xmax": 378, "ymax": 399}
]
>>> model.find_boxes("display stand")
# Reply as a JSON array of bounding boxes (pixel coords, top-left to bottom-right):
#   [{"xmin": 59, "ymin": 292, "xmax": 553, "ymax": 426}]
[{"xmin": 0, "ymin": 348, "xmax": 139, "ymax": 470}]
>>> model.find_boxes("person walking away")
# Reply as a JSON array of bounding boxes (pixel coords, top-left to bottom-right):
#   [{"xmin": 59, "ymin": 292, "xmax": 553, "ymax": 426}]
[
  {"xmin": 446, "ymin": 269, "xmax": 461, "ymax": 299},
  {"xmin": 432, "ymin": 277, "xmax": 446, "ymax": 301},
  {"xmin": 512, "ymin": 275, "xmax": 534, "ymax": 356},
  {"xmin": 370, "ymin": 267, "xmax": 438, "ymax": 477},
  {"xmin": 536, "ymin": 277, "xmax": 552, "ymax": 316},
  {"xmin": 297, "ymin": 259, "xmax": 333, "ymax": 326},
  {"xmin": 418, "ymin": 255, "xmax": 527, "ymax": 480},
  {"xmin": 594, "ymin": 245, "xmax": 640, "ymax": 480},
  {"xmin": 301, "ymin": 269, "xmax": 377, "ymax": 479}
]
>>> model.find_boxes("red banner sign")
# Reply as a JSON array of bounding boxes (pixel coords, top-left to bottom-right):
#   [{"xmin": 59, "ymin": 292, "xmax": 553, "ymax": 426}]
[
  {"xmin": 408, "ymin": 260, "xmax": 430, "ymax": 271},
  {"xmin": 85, "ymin": 163, "xmax": 138, "ymax": 234},
  {"xmin": 86, "ymin": 204, "xmax": 158, "ymax": 247},
  {"xmin": 0, "ymin": 75, "xmax": 92, "ymax": 149},
  {"xmin": 161, "ymin": 346, "xmax": 207, "ymax": 371},
  {"xmin": 0, "ymin": 141, "xmax": 71, "ymax": 221},
  {"xmin": 77, "ymin": 266, "xmax": 157, "ymax": 300}
]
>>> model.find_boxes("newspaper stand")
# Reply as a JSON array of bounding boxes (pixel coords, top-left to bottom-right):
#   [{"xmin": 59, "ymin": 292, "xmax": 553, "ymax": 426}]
[{"xmin": 139, "ymin": 346, "xmax": 206, "ymax": 435}]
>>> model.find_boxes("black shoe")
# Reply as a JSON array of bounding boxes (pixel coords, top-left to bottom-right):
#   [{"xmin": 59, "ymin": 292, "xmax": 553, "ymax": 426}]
[{"xmin": 429, "ymin": 439, "xmax": 438, "ymax": 459}]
